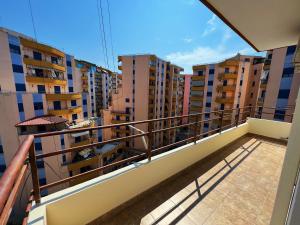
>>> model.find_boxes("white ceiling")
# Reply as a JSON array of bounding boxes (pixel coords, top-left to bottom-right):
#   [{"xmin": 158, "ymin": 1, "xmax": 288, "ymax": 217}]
[{"xmin": 201, "ymin": 0, "xmax": 300, "ymax": 51}]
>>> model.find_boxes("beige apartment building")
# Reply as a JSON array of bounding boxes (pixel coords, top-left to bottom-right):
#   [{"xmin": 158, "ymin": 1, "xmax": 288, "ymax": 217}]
[
  {"xmin": 0, "ymin": 27, "xmax": 123, "ymax": 195},
  {"xmin": 191, "ymin": 54, "xmax": 264, "ymax": 135},
  {"xmin": 103, "ymin": 54, "xmax": 184, "ymax": 150},
  {"xmin": 257, "ymin": 45, "xmax": 300, "ymax": 122}
]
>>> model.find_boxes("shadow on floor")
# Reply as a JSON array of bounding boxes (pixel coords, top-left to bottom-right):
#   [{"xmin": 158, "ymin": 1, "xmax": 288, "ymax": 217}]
[{"xmin": 89, "ymin": 135, "xmax": 264, "ymax": 225}]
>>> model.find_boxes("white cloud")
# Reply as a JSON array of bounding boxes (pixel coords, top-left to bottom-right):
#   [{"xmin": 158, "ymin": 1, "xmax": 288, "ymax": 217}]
[
  {"xmin": 183, "ymin": 38, "xmax": 193, "ymax": 43},
  {"xmin": 166, "ymin": 45, "xmax": 265, "ymax": 74},
  {"xmin": 202, "ymin": 15, "xmax": 217, "ymax": 37}
]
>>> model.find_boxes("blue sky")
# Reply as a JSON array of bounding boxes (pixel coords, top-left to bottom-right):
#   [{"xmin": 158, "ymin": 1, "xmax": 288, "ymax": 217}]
[{"xmin": 0, "ymin": 0, "xmax": 264, "ymax": 73}]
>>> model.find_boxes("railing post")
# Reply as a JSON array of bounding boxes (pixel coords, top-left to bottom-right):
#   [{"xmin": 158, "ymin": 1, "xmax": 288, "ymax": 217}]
[
  {"xmin": 219, "ymin": 110, "xmax": 224, "ymax": 134},
  {"xmin": 28, "ymin": 140, "xmax": 41, "ymax": 204},
  {"xmin": 147, "ymin": 121, "xmax": 153, "ymax": 161},
  {"xmin": 236, "ymin": 108, "xmax": 240, "ymax": 127},
  {"xmin": 193, "ymin": 114, "xmax": 200, "ymax": 144}
]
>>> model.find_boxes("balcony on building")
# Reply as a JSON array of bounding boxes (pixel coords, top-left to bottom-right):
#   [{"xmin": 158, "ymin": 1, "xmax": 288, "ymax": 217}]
[
  {"xmin": 45, "ymin": 93, "xmax": 82, "ymax": 101},
  {"xmin": 215, "ymin": 96, "xmax": 234, "ymax": 104},
  {"xmin": 218, "ymin": 71, "xmax": 238, "ymax": 80},
  {"xmin": 216, "ymin": 84, "xmax": 236, "ymax": 92},
  {"xmin": 25, "ymin": 67, "xmax": 67, "ymax": 85}
]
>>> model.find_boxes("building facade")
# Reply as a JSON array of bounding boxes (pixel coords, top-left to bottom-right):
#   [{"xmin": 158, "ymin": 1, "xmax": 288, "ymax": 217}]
[
  {"xmin": 191, "ymin": 54, "xmax": 264, "ymax": 135},
  {"xmin": 103, "ymin": 54, "xmax": 184, "ymax": 150},
  {"xmin": 257, "ymin": 45, "xmax": 300, "ymax": 122}
]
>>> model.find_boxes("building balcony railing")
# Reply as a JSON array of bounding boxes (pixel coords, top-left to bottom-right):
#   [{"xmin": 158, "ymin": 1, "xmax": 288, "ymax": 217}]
[
  {"xmin": 0, "ymin": 105, "xmax": 295, "ymax": 225},
  {"xmin": 190, "ymin": 96, "xmax": 204, "ymax": 101},
  {"xmin": 25, "ymin": 75, "xmax": 67, "ymax": 85},
  {"xmin": 218, "ymin": 72, "xmax": 238, "ymax": 80},
  {"xmin": 111, "ymin": 119, "xmax": 127, "ymax": 124},
  {"xmin": 191, "ymin": 86, "xmax": 205, "ymax": 91},
  {"xmin": 46, "ymin": 93, "xmax": 82, "ymax": 101},
  {"xmin": 149, "ymin": 75, "xmax": 156, "ymax": 81},
  {"xmin": 191, "ymin": 76, "xmax": 205, "ymax": 81},
  {"xmin": 216, "ymin": 84, "xmax": 236, "ymax": 92},
  {"xmin": 23, "ymin": 57, "xmax": 66, "ymax": 72},
  {"xmin": 215, "ymin": 96, "xmax": 234, "ymax": 103},
  {"xmin": 260, "ymin": 80, "xmax": 268, "ymax": 89},
  {"xmin": 48, "ymin": 106, "xmax": 82, "ymax": 116},
  {"xmin": 20, "ymin": 37, "xmax": 65, "ymax": 58}
]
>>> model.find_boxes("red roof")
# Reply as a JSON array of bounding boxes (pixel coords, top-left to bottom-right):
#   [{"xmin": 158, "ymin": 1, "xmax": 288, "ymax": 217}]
[{"xmin": 15, "ymin": 115, "xmax": 67, "ymax": 127}]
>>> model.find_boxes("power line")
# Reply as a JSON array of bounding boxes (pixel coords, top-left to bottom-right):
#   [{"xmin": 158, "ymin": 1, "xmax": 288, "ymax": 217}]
[
  {"xmin": 106, "ymin": 0, "xmax": 116, "ymax": 72},
  {"xmin": 28, "ymin": 0, "xmax": 38, "ymax": 40},
  {"xmin": 96, "ymin": 0, "xmax": 108, "ymax": 69},
  {"xmin": 97, "ymin": 0, "xmax": 110, "ymax": 69}
]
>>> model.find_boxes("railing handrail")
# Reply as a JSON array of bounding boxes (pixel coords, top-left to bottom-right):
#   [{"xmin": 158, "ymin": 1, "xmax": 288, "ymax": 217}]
[{"xmin": 0, "ymin": 135, "xmax": 34, "ymax": 216}]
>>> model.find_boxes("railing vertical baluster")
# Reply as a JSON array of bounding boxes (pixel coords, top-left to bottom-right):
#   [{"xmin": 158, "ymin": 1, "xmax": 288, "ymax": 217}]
[
  {"xmin": 219, "ymin": 110, "xmax": 224, "ymax": 134},
  {"xmin": 236, "ymin": 108, "xmax": 240, "ymax": 127},
  {"xmin": 147, "ymin": 121, "xmax": 153, "ymax": 161},
  {"xmin": 193, "ymin": 114, "xmax": 199, "ymax": 144},
  {"xmin": 28, "ymin": 141, "xmax": 41, "ymax": 204}
]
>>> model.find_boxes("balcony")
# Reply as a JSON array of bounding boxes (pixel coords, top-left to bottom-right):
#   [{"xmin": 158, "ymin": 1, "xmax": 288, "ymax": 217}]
[
  {"xmin": 26, "ymin": 116, "xmax": 292, "ymax": 225},
  {"xmin": 111, "ymin": 119, "xmax": 127, "ymax": 124},
  {"xmin": 216, "ymin": 84, "xmax": 236, "ymax": 92},
  {"xmin": 190, "ymin": 106, "xmax": 203, "ymax": 112},
  {"xmin": 260, "ymin": 80, "xmax": 268, "ymax": 89},
  {"xmin": 190, "ymin": 96, "xmax": 203, "ymax": 101},
  {"xmin": 219, "ymin": 60, "xmax": 239, "ymax": 67},
  {"xmin": 25, "ymin": 75, "xmax": 67, "ymax": 85},
  {"xmin": 48, "ymin": 106, "xmax": 82, "ymax": 116},
  {"xmin": 46, "ymin": 93, "xmax": 82, "ymax": 101},
  {"xmin": 149, "ymin": 75, "xmax": 156, "ymax": 81},
  {"xmin": 218, "ymin": 72, "xmax": 238, "ymax": 80},
  {"xmin": 191, "ymin": 76, "xmax": 205, "ymax": 81},
  {"xmin": 1, "ymin": 104, "xmax": 297, "ymax": 225},
  {"xmin": 23, "ymin": 57, "xmax": 65, "ymax": 72},
  {"xmin": 216, "ymin": 96, "xmax": 234, "ymax": 104},
  {"xmin": 70, "ymin": 139, "xmax": 91, "ymax": 148},
  {"xmin": 20, "ymin": 37, "xmax": 65, "ymax": 58},
  {"xmin": 191, "ymin": 86, "xmax": 204, "ymax": 91}
]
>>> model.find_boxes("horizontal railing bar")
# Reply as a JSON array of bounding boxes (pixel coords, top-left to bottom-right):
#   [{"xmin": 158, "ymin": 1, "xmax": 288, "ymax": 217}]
[
  {"xmin": 34, "ymin": 106, "xmax": 253, "ymax": 138},
  {"xmin": 152, "ymin": 136, "xmax": 195, "ymax": 155},
  {"xmin": 36, "ymin": 132, "xmax": 149, "ymax": 159},
  {"xmin": 0, "ymin": 164, "xmax": 28, "ymax": 225},
  {"xmin": 40, "ymin": 152, "xmax": 147, "ymax": 190}
]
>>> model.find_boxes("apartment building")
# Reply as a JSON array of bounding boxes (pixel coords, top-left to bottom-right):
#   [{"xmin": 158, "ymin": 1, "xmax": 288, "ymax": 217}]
[
  {"xmin": 191, "ymin": 54, "xmax": 264, "ymax": 135},
  {"xmin": 103, "ymin": 54, "xmax": 184, "ymax": 150},
  {"xmin": 257, "ymin": 45, "xmax": 300, "ymax": 121},
  {"xmin": 0, "ymin": 28, "xmax": 123, "ymax": 193}
]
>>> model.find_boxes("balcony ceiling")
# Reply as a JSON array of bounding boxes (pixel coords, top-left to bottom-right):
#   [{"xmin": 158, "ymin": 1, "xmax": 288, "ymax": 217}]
[{"xmin": 200, "ymin": 0, "xmax": 300, "ymax": 51}]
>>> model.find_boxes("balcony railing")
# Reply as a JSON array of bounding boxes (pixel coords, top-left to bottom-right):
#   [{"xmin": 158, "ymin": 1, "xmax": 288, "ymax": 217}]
[{"xmin": 0, "ymin": 105, "xmax": 295, "ymax": 224}]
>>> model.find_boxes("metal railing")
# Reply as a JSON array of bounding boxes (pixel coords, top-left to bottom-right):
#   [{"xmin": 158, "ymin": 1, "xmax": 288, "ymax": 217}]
[{"xmin": 0, "ymin": 105, "xmax": 295, "ymax": 224}]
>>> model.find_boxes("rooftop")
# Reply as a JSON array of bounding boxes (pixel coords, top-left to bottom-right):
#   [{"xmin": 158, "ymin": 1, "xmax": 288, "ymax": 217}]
[{"xmin": 15, "ymin": 115, "xmax": 67, "ymax": 127}]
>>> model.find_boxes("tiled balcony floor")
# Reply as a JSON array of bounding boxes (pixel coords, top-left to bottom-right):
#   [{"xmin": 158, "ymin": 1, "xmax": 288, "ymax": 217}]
[{"xmin": 90, "ymin": 134, "xmax": 286, "ymax": 225}]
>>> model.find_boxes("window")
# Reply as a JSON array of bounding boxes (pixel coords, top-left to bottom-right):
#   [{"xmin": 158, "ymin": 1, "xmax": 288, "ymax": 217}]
[
  {"xmin": 33, "ymin": 69, "xmax": 43, "ymax": 78},
  {"xmin": 240, "ymin": 80, "xmax": 243, "ymax": 86},
  {"xmin": 37, "ymin": 85, "xmax": 45, "ymax": 93},
  {"xmin": 18, "ymin": 103, "xmax": 24, "ymax": 112},
  {"xmin": 39, "ymin": 178, "xmax": 47, "ymax": 186},
  {"xmin": 261, "ymin": 90, "xmax": 266, "ymax": 98},
  {"xmin": 12, "ymin": 64, "xmax": 23, "ymax": 73},
  {"xmin": 34, "ymin": 142, "xmax": 42, "ymax": 151},
  {"xmin": 207, "ymin": 92, "xmax": 212, "ymax": 97},
  {"xmin": 62, "ymin": 155, "xmax": 66, "ymax": 164},
  {"xmin": 36, "ymin": 161, "xmax": 45, "ymax": 169},
  {"xmin": 72, "ymin": 114, "xmax": 78, "ymax": 121},
  {"xmin": 54, "ymin": 86, "xmax": 61, "ymax": 94},
  {"xmin": 254, "ymin": 69, "xmax": 257, "ymax": 75},
  {"xmin": 133, "ymin": 70, "xmax": 135, "ymax": 75},
  {"xmin": 9, "ymin": 44, "xmax": 21, "ymax": 54},
  {"xmin": 68, "ymin": 87, "xmax": 74, "ymax": 92},
  {"xmin": 71, "ymin": 100, "xmax": 77, "ymax": 107},
  {"xmin": 53, "ymin": 101, "xmax": 61, "ymax": 110},
  {"xmin": 224, "ymin": 68, "xmax": 229, "ymax": 73},
  {"xmin": 133, "ymin": 59, "xmax": 135, "ymax": 65},
  {"xmin": 67, "ymin": 74, "xmax": 73, "ymax": 80},
  {"xmin": 278, "ymin": 89, "xmax": 290, "ymax": 99},
  {"xmin": 34, "ymin": 102, "xmax": 43, "ymax": 110},
  {"xmin": 220, "ymin": 104, "xmax": 225, "ymax": 110},
  {"xmin": 274, "ymin": 110, "xmax": 285, "ymax": 121},
  {"xmin": 75, "ymin": 136, "xmax": 81, "ymax": 143},
  {"xmin": 267, "ymin": 54, "xmax": 272, "ymax": 60},
  {"xmin": 209, "ymin": 69, "xmax": 214, "ymax": 74},
  {"xmin": 286, "ymin": 45, "xmax": 296, "ymax": 55},
  {"xmin": 197, "ymin": 70, "xmax": 204, "ymax": 76},
  {"xmin": 83, "ymin": 112, "xmax": 88, "ymax": 117},
  {"xmin": 126, "ymin": 107, "xmax": 130, "ymax": 114},
  {"xmin": 205, "ymin": 113, "xmax": 210, "ymax": 119},
  {"xmin": 51, "ymin": 56, "xmax": 58, "ymax": 64},
  {"xmin": 250, "ymin": 93, "xmax": 253, "ymax": 98},
  {"xmin": 206, "ymin": 102, "xmax": 211, "ymax": 107},
  {"xmin": 60, "ymin": 138, "xmax": 65, "ymax": 146},
  {"xmin": 223, "ymin": 80, "xmax": 227, "ymax": 86},
  {"xmin": 33, "ymin": 51, "xmax": 42, "ymax": 60},
  {"xmin": 204, "ymin": 123, "xmax": 209, "ymax": 128},
  {"xmin": 66, "ymin": 60, "xmax": 72, "ymax": 67},
  {"xmin": 242, "ymin": 67, "xmax": 245, "ymax": 73},
  {"xmin": 125, "ymin": 98, "xmax": 130, "ymax": 103},
  {"xmin": 37, "ymin": 125, "xmax": 46, "ymax": 132},
  {"xmin": 208, "ymin": 80, "xmax": 213, "ymax": 86},
  {"xmin": 282, "ymin": 67, "xmax": 294, "ymax": 77},
  {"xmin": 83, "ymin": 99, "xmax": 87, "ymax": 105},
  {"xmin": 15, "ymin": 83, "xmax": 26, "ymax": 92}
]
